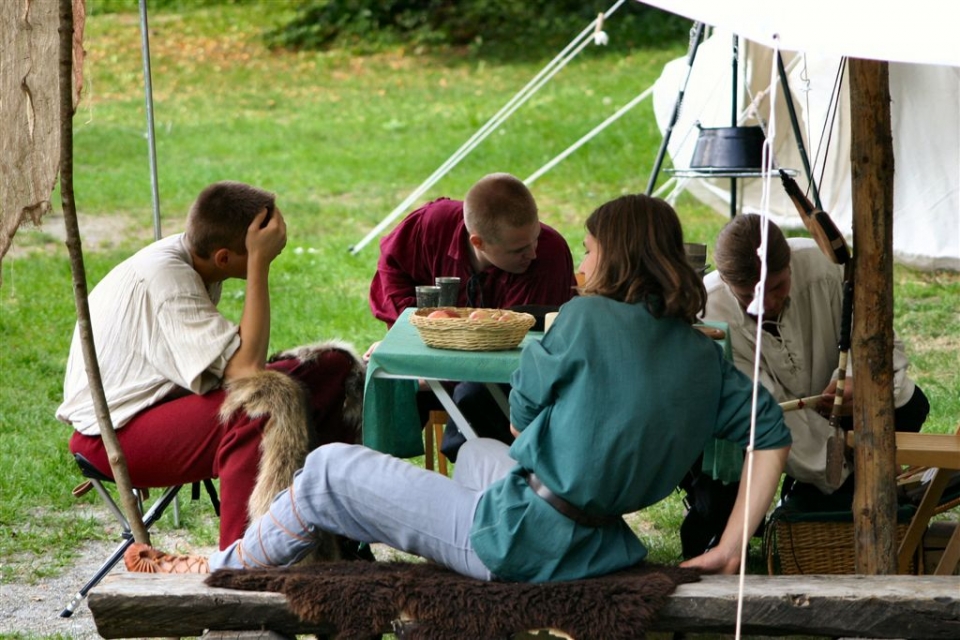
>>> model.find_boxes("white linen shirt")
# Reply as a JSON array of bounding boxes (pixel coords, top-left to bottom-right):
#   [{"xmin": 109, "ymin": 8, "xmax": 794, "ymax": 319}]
[
  {"xmin": 57, "ymin": 234, "xmax": 241, "ymax": 435},
  {"xmin": 701, "ymin": 238, "xmax": 915, "ymax": 493}
]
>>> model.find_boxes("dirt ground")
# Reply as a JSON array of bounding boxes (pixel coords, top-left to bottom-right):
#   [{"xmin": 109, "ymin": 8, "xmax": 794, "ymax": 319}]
[
  {"xmin": 0, "ymin": 534, "xmax": 408, "ymax": 639},
  {"xmin": 4, "ymin": 212, "xmax": 156, "ymax": 260}
]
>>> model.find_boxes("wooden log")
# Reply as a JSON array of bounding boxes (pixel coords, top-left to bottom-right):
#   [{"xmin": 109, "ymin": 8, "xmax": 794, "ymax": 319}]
[
  {"xmin": 202, "ymin": 632, "xmax": 294, "ymax": 640},
  {"xmin": 88, "ymin": 573, "xmax": 960, "ymax": 639},
  {"xmin": 653, "ymin": 574, "xmax": 959, "ymax": 638},
  {"xmin": 848, "ymin": 56, "xmax": 898, "ymax": 575},
  {"xmin": 87, "ymin": 574, "xmax": 333, "ymax": 638}
]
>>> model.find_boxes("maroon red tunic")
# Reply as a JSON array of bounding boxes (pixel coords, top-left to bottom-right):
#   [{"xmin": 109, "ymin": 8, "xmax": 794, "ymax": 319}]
[{"xmin": 369, "ymin": 198, "xmax": 576, "ymax": 327}]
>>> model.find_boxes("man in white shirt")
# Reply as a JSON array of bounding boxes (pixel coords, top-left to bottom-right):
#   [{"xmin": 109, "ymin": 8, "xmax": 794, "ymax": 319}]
[
  {"xmin": 58, "ymin": 181, "xmax": 365, "ymax": 550},
  {"xmin": 680, "ymin": 214, "xmax": 928, "ymax": 557}
]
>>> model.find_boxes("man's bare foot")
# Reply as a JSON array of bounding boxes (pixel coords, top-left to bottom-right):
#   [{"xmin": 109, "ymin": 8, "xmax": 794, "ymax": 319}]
[{"xmin": 124, "ymin": 542, "xmax": 209, "ymax": 574}]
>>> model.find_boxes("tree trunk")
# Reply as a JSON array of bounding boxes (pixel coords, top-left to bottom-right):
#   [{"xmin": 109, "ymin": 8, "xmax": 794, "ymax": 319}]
[
  {"xmin": 59, "ymin": 0, "xmax": 150, "ymax": 545},
  {"xmin": 848, "ymin": 57, "xmax": 897, "ymax": 575}
]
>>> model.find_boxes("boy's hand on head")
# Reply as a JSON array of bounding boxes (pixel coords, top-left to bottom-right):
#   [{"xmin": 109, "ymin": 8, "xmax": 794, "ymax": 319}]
[{"xmin": 247, "ymin": 206, "xmax": 287, "ymax": 264}]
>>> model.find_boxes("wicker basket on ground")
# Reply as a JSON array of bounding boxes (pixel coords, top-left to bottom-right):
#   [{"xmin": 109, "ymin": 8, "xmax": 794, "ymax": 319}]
[
  {"xmin": 410, "ymin": 308, "xmax": 536, "ymax": 351},
  {"xmin": 765, "ymin": 502, "xmax": 918, "ymax": 575}
]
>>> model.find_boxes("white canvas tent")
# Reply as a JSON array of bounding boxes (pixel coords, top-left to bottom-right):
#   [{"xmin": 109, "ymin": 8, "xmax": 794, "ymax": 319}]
[
  {"xmin": 639, "ymin": 0, "xmax": 960, "ymax": 68},
  {"xmin": 640, "ymin": 0, "xmax": 960, "ymax": 270},
  {"xmin": 638, "ymin": 0, "xmax": 956, "ymax": 576}
]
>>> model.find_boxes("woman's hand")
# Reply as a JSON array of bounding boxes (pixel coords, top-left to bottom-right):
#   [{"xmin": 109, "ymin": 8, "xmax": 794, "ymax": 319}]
[
  {"xmin": 363, "ymin": 341, "xmax": 381, "ymax": 363},
  {"xmin": 680, "ymin": 546, "xmax": 740, "ymax": 574}
]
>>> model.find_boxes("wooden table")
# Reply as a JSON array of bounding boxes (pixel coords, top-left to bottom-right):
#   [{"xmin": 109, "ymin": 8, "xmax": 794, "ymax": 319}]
[
  {"xmin": 848, "ymin": 431, "xmax": 960, "ymax": 574},
  {"xmin": 362, "ymin": 307, "xmax": 540, "ymax": 457},
  {"xmin": 894, "ymin": 432, "xmax": 960, "ymax": 574},
  {"xmin": 363, "ymin": 307, "xmax": 731, "ymax": 465}
]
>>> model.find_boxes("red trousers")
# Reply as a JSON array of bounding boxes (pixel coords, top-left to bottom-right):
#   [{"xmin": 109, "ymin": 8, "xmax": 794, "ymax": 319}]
[{"xmin": 70, "ymin": 349, "xmax": 359, "ymax": 549}]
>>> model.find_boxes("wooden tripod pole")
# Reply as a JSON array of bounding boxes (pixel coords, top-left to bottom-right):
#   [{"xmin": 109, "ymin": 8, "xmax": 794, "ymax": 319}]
[{"xmin": 58, "ymin": 0, "xmax": 150, "ymax": 545}]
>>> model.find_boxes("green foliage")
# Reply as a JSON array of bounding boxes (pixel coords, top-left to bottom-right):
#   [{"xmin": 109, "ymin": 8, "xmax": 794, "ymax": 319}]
[
  {"xmin": 264, "ymin": 0, "xmax": 690, "ymax": 57},
  {"xmin": 89, "ymin": 0, "xmax": 269, "ymax": 14}
]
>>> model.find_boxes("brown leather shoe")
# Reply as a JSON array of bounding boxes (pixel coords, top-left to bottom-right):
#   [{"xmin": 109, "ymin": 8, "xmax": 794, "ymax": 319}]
[{"xmin": 124, "ymin": 542, "xmax": 209, "ymax": 574}]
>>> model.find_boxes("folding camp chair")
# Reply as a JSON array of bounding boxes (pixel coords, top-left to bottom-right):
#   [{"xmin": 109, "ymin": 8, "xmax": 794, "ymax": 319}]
[{"xmin": 59, "ymin": 453, "xmax": 220, "ymax": 617}]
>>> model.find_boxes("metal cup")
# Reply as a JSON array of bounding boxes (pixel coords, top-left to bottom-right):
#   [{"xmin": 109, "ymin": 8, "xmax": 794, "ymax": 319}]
[
  {"xmin": 684, "ymin": 242, "xmax": 708, "ymax": 276},
  {"xmin": 434, "ymin": 276, "xmax": 461, "ymax": 307},
  {"xmin": 544, "ymin": 312, "xmax": 559, "ymax": 333},
  {"xmin": 415, "ymin": 285, "xmax": 441, "ymax": 308}
]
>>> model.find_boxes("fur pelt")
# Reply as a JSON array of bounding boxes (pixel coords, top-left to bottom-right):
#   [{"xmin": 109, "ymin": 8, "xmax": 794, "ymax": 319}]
[
  {"xmin": 206, "ymin": 560, "xmax": 701, "ymax": 639},
  {"xmin": 270, "ymin": 338, "xmax": 365, "ymax": 446},
  {"xmin": 220, "ymin": 340, "xmax": 366, "ymax": 527},
  {"xmin": 220, "ymin": 369, "xmax": 313, "ymax": 522}
]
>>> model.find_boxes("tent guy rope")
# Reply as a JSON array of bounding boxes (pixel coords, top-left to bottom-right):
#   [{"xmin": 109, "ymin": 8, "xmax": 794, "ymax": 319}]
[{"xmin": 349, "ymin": 0, "xmax": 628, "ymax": 254}]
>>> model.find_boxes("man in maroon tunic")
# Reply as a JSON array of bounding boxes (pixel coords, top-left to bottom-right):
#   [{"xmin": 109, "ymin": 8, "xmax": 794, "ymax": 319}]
[{"xmin": 368, "ymin": 173, "xmax": 576, "ymax": 458}]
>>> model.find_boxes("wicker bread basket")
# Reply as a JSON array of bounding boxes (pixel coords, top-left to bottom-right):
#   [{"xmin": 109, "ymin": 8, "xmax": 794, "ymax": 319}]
[{"xmin": 410, "ymin": 307, "xmax": 536, "ymax": 351}]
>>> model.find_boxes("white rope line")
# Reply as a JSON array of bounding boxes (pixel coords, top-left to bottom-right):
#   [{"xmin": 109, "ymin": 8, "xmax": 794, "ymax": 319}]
[
  {"xmin": 734, "ymin": 39, "xmax": 783, "ymax": 640},
  {"xmin": 799, "ymin": 54, "xmax": 814, "ymax": 164},
  {"xmin": 525, "ymin": 85, "xmax": 655, "ymax": 184},
  {"xmin": 742, "ymin": 52, "xmax": 801, "ymax": 135},
  {"xmin": 350, "ymin": 0, "xmax": 628, "ymax": 254},
  {"xmin": 656, "ymin": 175, "xmax": 684, "ymax": 201}
]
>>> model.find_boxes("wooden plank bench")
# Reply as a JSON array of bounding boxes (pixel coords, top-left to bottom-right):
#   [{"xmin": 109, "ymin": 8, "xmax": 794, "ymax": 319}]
[{"xmin": 88, "ymin": 573, "xmax": 960, "ymax": 639}]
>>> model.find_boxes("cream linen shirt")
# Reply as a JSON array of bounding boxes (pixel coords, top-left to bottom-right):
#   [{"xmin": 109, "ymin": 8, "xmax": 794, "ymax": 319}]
[
  {"xmin": 57, "ymin": 234, "xmax": 242, "ymax": 435},
  {"xmin": 701, "ymin": 238, "xmax": 915, "ymax": 493}
]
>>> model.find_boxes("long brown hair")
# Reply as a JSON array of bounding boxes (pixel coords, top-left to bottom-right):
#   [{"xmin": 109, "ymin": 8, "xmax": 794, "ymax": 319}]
[{"xmin": 582, "ymin": 194, "xmax": 705, "ymax": 323}]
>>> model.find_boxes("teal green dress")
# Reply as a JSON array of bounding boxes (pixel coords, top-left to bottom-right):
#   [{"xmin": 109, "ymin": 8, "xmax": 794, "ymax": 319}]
[{"xmin": 470, "ymin": 295, "xmax": 790, "ymax": 582}]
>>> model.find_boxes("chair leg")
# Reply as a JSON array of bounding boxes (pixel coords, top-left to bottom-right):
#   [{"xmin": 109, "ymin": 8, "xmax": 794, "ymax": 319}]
[
  {"xmin": 423, "ymin": 410, "xmax": 450, "ymax": 476},
  {"xmin": 59, "ymin": 484, "xmax": 183, "ymax": 618},
  {"xmin": 424, "ymin": 416, "xmax": 436, "ymax": 472},
  {"xmin": 434, "ymin": 422, "xmax": 449, "ymax": 476}
]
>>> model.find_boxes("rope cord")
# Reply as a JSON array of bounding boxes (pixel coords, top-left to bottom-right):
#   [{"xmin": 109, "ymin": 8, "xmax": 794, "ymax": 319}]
[
  {"xmin": 349, "ymin": 0, "xmax": 628, "ymax": 254},
  {"xmin": 733, "ymin": 39, "xmax": 782, "ymax": 640},
  {"xmin": 525, "ymin": 85, "xmax": 655, "ymax": 184},
  {"xmin": 811, "ymin": 58, "xmax": 846, "ymax": 199},
  {"xmin": 799, "ymin": 54, "xmax": 814, "ymax": 176}
]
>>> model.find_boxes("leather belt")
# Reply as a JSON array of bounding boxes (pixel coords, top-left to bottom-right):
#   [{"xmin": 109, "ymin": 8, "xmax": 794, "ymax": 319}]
[{"xmin": 521, "ymin": 470, "xmax": 621, "ymax": 528}]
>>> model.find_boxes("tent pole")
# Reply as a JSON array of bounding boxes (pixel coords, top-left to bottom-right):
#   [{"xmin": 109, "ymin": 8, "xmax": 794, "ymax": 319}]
[
  {"xmin": 139, "ymin": 0, "xmax": 162, "ymax": 240},
  {"xmin": 728, "ymin": 33, "xmax": 739, "ymax": 218},
  {"xmin": 776, "ymin": 52, "xmax": 822, "ymax": 209},
  {"xmin": 848, "ymin": 57, "xmax": 897, "ymax": 576},
  {"xmin": 645, "ymin": 22, "xmax": 704, "ymax": 195}
]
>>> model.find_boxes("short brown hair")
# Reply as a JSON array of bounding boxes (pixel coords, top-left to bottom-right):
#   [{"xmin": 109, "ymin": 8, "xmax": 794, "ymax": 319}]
[
  {"xmin": 463, "ymin": 173, "xmax": 538, "ymax": 244},
  {"xmin": 185, "ymin": 181, "xmax": 275, "ymax": 258},
  {"xmin": 714, "ymin": 214, "xmax": 791, "ymax": 288},
  {"xmin": 582, "ymin": 194, "xmax": 705, "ymax": 323}
]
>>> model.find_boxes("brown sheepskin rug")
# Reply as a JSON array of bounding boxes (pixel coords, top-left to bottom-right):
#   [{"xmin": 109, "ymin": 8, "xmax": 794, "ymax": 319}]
[{"xmin": 205, "ymin": 560, "xmax": 700, "ymax": 639}]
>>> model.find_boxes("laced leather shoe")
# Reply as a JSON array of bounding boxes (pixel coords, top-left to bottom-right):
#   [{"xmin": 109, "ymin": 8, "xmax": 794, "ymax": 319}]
[{"xmin": 124, "ymin": 542, "xmax": 209, "ymax": 574}]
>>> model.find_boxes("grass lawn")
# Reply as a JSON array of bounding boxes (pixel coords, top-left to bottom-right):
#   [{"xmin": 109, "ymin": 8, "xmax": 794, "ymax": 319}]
[{"xmin": 1, "ymin": 0, "xmax": 957, "ymax": 610}]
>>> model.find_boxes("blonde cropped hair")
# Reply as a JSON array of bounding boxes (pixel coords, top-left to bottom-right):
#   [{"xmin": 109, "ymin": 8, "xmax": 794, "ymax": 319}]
[{"xmin": 463, "ymin": 173, "xmax": 538, "ymax": 244}]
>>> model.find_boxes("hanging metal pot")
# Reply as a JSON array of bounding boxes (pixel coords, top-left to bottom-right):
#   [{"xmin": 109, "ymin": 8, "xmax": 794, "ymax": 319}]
[{"xmin": 690, "ymin": 124, "xmax": 765, "ymax": 169}]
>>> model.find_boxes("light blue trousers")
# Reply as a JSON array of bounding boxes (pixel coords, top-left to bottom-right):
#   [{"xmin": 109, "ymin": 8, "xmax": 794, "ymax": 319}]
[{"xmin": 210, "ymin": 438, "xmax": 515, "ymax": 580}]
